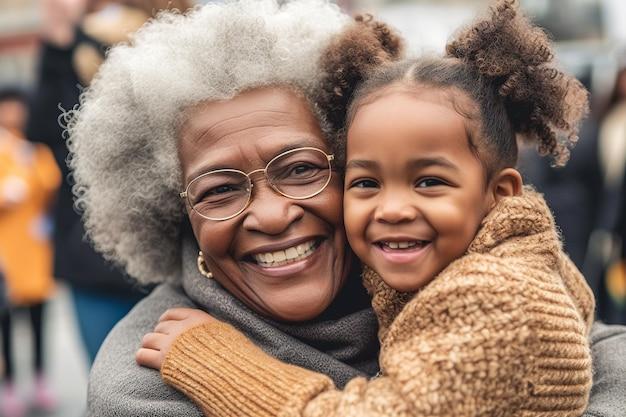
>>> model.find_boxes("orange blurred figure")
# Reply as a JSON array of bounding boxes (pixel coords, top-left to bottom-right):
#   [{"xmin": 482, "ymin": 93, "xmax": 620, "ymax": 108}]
[
  {"xmin": 0, "ymin": 89, "xmax": 60, "ymax": 417},
  {"xmin": 0, "ymin": 130, "xmax": 60, "ymax": 305}
]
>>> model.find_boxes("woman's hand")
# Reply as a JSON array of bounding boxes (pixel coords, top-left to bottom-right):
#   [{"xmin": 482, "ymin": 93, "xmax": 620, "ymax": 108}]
[{"xmin": 136, "ymin": 307, "xmax": 215, "ymax": 370}]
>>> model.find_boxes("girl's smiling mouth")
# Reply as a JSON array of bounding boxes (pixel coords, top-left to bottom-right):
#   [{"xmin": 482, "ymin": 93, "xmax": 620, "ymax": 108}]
[{"xmin": 373, "ymin": 238, "xmax": 432, "ymax": 265}]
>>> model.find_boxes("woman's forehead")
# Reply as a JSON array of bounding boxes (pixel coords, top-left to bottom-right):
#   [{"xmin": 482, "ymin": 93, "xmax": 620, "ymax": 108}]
[
  {"xmin": 183, "ymin": 87, "xmax": 315, "ymax": 129},
  {"xmin": 180, "ymin": 88, "xmax": 321, "ymax": 144},
  {"xmin": 177, "ymin": 87, "xmax": 328, "ymax": 180}
]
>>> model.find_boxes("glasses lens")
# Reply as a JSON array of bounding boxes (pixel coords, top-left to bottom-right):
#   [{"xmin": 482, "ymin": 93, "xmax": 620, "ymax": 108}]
[
  {"xmin": 267, "ymin": 148, "xmax": 331, "ymax": 199},
  {"xmin": 187, "ymin": 171, "xmax": 250, "ymax": 219}
]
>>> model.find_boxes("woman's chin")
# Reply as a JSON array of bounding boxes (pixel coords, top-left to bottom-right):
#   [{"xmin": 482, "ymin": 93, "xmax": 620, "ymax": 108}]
[{"xmin": 262, "ymin": 290, "xmax": 336, "ymax": 322}]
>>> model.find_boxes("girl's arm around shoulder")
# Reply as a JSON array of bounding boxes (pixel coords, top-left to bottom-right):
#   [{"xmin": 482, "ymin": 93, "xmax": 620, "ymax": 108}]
[{"xmin": 157, "ymin": 253, "xmax": 580, "ymax": 417}]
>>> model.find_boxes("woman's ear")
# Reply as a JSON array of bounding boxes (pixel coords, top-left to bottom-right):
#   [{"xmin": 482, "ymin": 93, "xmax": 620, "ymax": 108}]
[{"xmin": 489, "ymin": 168, "xmax": 523, "ymax": 206}]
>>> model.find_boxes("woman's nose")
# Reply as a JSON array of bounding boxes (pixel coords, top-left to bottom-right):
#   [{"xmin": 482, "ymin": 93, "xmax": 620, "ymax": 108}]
[
  {"xmin": 241, "ymin": 182, "xmax": 304, "ymax": 235},
  {"xmin": 373, "ymin": 192, "xmax": 418, "ymax": 224}
]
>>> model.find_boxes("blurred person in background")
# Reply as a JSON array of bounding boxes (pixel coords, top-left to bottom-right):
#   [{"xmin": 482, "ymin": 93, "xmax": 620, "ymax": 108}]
[
  {"xmin": 596, "ymin": 57, "xmax": 626, "ymax": 324},
  {"xmin": 0, "ymin": 88, "xmax": 61, "ymax": 417},
  {"xmin": 25, "ymin": 0, "xmax": 192, "ymax": 364},
  {"xmin": 516, "ymin": 71, "xmax": 603, "ymax": 289},
  {"xmin": 518, "ymin": 116, "xmax": 602, "ymax": 271}
]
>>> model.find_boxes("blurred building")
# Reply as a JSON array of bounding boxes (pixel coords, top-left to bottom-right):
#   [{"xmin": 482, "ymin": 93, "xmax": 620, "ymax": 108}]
[{"xmin": 0, "ymin": 0, "xmax": 38, "ymax": 88}]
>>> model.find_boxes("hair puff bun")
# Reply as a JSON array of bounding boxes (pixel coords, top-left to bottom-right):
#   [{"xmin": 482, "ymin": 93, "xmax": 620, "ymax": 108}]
[
  {"xmin": 446, "ymin": 0, "xmax": 588, "ymax": 166},
  {"xmin": 317, "ymin": 15, "xmax": 404, "ymax": 136}
]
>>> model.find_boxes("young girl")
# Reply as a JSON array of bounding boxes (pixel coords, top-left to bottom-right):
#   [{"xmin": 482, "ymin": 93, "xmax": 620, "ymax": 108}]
[{"xmin": 137, "ymin": 1, "xmax": 595, "ymax": 416}]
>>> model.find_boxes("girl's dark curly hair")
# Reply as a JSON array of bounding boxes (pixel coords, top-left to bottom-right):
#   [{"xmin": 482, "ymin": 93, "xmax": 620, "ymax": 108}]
[
  {"xmin": 315, "ymin": 14, "xmax": 404, "ymax": 160},
  {"xmin": 320, "ymin": 0, "xmax": 588, "ymax": 171}
]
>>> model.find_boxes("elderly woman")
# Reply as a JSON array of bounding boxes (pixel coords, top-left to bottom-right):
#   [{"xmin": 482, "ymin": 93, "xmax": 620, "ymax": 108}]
[{"xmin": 68, "ymin": 1, "xmax": 626, "ymax": 416}]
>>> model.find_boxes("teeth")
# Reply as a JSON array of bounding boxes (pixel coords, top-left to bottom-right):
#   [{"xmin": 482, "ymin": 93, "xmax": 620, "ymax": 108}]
[
  {"xmin": 274, "ymin": 251, "xmax": 286, "ymax": 262},
  {"xmin": 286, "ymin": 247, "xmax": 298, "ymax": 259},
  {"xmin": 253, "ymin": 240, "xmax": 318, "ymax": 267},
  {"xmin": 382, "ymin": 241, "xmax": 423, "ymax": 250}
]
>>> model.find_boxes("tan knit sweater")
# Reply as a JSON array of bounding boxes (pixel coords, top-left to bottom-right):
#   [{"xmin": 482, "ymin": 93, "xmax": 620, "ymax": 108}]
[{"xmin": 162, "ymin": 189, "xmax": 595, "ymax": 417}]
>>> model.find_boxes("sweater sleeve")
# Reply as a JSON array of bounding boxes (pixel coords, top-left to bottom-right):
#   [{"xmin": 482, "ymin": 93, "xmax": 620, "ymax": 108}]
[{"xmin": 161, "ymin": 257, "xmax": 553, "ymax": 417}]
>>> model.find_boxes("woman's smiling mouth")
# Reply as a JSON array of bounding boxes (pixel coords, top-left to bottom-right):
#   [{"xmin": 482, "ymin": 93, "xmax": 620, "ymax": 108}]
[
  {"xmin": 252, "ymin": 239, "xmax": 321, "ymax": 267},
  {"xmin": 241, "ymin": 238, "xmax": 329, "ymax": 278}
]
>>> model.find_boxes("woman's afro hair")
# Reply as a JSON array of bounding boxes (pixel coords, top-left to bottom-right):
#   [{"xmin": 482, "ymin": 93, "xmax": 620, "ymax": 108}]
[{"xmin": 66, "ymin": 0, "xmax": 349, "ymax": 285}]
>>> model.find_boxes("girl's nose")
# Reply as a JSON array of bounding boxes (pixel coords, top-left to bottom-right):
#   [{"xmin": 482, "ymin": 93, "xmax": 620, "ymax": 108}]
[{"xmin": 373, "ymin": 192, "xmax": 418, "ymax": 224}]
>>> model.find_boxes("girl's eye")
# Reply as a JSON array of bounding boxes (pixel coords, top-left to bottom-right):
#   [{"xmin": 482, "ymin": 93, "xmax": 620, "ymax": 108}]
[
  {"xmin": 350, "ymin": 179, "xmax": 379, "ymax": 189},
  {"xmin": 416, "ymin": 178, "xmax": 446, "ymax": 188}
]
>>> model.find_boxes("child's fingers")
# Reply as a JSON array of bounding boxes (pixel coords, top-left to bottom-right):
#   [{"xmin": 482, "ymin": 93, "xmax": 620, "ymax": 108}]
[
  {"xmin": 154, "ymin": 320, "xmax": 178, "ymax": 335},
  {"xmin": 135, "ymin": 347, "xmax": 163, "ymax": 369},
  {"xmin": 159, "ymin": 307, "xmax": 195, "ymax": 322},
  {"xmin": 141, "ymin": 332, "xmax": 165, "ymax": 350}
]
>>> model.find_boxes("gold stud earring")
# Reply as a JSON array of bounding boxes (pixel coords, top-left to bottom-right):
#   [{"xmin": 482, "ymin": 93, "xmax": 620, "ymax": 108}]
[{"xmin": 197, "ymin": 251, "xmax": 213, "ymax": 279}]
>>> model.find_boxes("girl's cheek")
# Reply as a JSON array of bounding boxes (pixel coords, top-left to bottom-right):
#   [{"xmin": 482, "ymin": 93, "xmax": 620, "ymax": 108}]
[{"xmin": 344, "ymin": 205, "xmax": 373, "ymax": 261}]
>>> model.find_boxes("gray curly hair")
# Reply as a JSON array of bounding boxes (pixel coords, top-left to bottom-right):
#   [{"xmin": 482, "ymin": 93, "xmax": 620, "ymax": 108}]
[{"xmin": 67, "ymin": 0, "xmax": 349, "ymax": 285}]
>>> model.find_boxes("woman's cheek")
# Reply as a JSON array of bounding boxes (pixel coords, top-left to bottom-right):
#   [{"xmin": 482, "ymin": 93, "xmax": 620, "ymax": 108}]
[
  {"xmin": 321, "ymin": 180, "xmax": 344, "ymax": 226},
  {"xmin": 198, "ymin": 220, "xmax": 234, "ymax": 260}
]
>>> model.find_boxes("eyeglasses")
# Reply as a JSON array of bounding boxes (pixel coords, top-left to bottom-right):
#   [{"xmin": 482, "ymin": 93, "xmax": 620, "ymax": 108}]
[{"xmin": 180, "ymin": 147, "xmax": 334, "ymax": 221}]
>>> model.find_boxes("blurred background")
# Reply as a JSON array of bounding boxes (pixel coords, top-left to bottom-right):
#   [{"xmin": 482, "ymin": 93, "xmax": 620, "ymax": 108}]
[{"xmin": 0, "ymin": 0, "xmax": 625, "ymax": 416}]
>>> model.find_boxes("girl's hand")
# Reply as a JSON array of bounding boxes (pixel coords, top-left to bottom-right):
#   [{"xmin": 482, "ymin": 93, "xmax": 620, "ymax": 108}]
[{"xmin": 136, "ymin": 307, "xmax": 215, "ymax": 370}]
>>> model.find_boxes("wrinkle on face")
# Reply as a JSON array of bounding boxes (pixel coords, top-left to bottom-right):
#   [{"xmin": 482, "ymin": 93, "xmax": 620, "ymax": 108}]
[
  {"xmin": 177, "ymin": 86, "xmax": 350, "ymax": 322},
  {"xmin": 179, "ymin": 89, "xmax": 325, "ymax": 183},
  {"xmin": 187, "ymin": 109, "xmax": 292, "ymax": 145}
]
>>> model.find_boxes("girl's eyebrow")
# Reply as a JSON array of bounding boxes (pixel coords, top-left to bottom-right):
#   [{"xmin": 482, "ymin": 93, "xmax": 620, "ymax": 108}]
[
  {"xmin": 345, "ymin": 157, "xmax": 459, "ymax": 172},
  {"xmin": 408, "ymin": 157, "xmax": 459, "ymax": 172},
  {"xmin": 345, "ymin": 159, "xmax": 377, "ymax": 170}
]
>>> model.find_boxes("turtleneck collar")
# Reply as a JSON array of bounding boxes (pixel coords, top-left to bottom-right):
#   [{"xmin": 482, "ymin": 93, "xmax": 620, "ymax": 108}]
[{"xmin": 179, "ymin": 236, "xmax": 380, "ymax": 387}]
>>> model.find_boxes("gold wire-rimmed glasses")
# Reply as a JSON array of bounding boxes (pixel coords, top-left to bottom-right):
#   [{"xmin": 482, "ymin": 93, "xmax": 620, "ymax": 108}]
[{"xmin": 180, "ymin": 147, "xmax": 335, "ymax": 221}]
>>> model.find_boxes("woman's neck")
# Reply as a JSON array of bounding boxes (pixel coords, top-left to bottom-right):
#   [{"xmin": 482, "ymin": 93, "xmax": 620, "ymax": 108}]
[{"xmin": 312, "ymin": 257, "xmax": 372, "ymax": 322}]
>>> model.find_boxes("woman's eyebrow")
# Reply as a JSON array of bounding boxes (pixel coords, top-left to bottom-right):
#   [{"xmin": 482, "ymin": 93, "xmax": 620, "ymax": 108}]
[
  {"xmin": 187, "ymin": 163, "xmax": 236, "ymax": 181},
  {"xmin": 272, "ymin": 138, "xmax": 324, "ymax": 155},
  {"xmin": 187, "ymin": 138, "xmax": 324, "ymax": 180}
]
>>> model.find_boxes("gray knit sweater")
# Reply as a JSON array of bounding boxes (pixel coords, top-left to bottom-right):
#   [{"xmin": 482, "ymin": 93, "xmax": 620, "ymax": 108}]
[
  {"xmin": 87, "ymin": 239, "xmax": 626, "ymax": 417},
  {"xmin": 87, "ymin": 238, "xmax": 380, "ymax": 417}
]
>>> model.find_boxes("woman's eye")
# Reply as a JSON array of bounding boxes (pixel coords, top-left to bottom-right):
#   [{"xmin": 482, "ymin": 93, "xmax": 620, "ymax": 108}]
[
  {"xmin": 210, "ymin": 185, "xmax": 235, "ymax": 194},
  {"xmin": 416, "ymin": 178, "xmax": 446, "ymax": 188},
  {"xmin": 350, "ymin": 179, "xmax": 379, "ymax": 189},
  {"xmin": 290, "ymin": 163, "xmax": 317, "ymax": 176},
  {"xmin": 201, "ymin": 184, "xmax": 240, "ymax": 200}
]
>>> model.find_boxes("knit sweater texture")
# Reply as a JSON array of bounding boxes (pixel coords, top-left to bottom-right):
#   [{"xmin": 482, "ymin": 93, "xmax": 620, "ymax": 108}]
[
  {"xmin": 161, "ymin": 189, "xmax": 595, "ymax": 417},
  {"xmin": 86, "ymin": 236, "xmax": 379, "ymax": 417}
]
